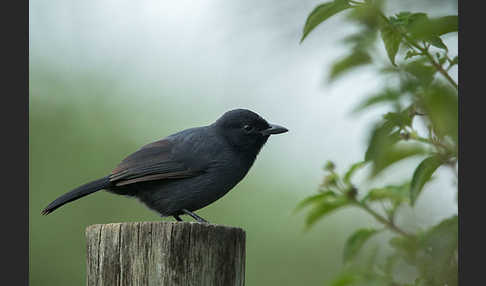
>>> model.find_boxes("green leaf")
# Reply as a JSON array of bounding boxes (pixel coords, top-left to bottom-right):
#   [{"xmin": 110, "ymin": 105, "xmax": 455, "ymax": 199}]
[
  {"xmin": 320, "ymin": 172, "xmax": 339, "ymax": 189},
  {"xmin": 324, "ymin": 160, "xmax": 336, "ymax": 171},
  {"xmin": 343, "ymin": 228, "xmax": 379, "ymax": 263},
  {"xmin": 294, "ymin": 191, "xmax": 335, "ymax": 213},
  {"xmin": 342, "ymin": 29, "xmax": 377, "ymax": 49},
  {"xmin": 352, "ymin": 88, "xmax": 400, "ymax": 113},
  {"xmin": 389, "ymin": 235, "xmax": 420, "ymax": 265},
  {"xmin": 450, "ymin": 55, "xmax": 458, "ymax": 66},
  {"xmin": 329, "ymin": 50, "xmax": 372, "ymax": 81},
  {"xmin": 402, "ymin": 14, "xmax": 456, "ymax": 51},
  {"xmin": 403, "ymin": 59, "xmax": 437, "ymax": 87},
  {"xmin": 419, "ymin": 83, "xmax": 458, "ymax": 145},
  {"xmin": 383, "ymin": 109, "xmax": 413, "ymax": 129},
  {"xmin": 384, "ymin": 253, "xmax": 400, "ymax": 275},
  {"xmin": 364, "ymin": 181, "xmax": 410, "ymax": 204},
  {"xmin": 365, "ymin": 113, "xmax": 428, "ymax": 177},
  {"xmin": 436, "ymin": 52, "xmax": 448, "ymax": 66},
  {"xmin": 432, "ymin": 15, "xmax": 458, "ymax": 35},
  {"xmin": 404, "ymin": 49, "xmax": 420, "ymax": 60},
  {"xmin": 347, "ymin": 0, "xmax": 383, "ymax": 28},
  {"xmin": 417, "ymin": 215, "xmax": 458, "ymax": 285},
  {"xmin": 380, "ymin": 18, "xmax": 403, "ymax": 66},
  {"xmin": 427, "ymin": 35, "xmax": 448, "ymax": 50},
  {"xmin": 408, "ymin": 15, "xmax": 458, "ymax": 39},
  {"xmin": 301, "ymin": 0, "xmax": 352, "ymax": 42},
  {"xmin": 365, "ymin": 122, "xmax": 401, "ymax": 162},
  {"xmin": 343, "ymin": 161, "xmax": 367, "ymax": 184},
  {"xmin": 410, "ymin": 155, "xmax": 444, "ymax": 205},
  {"xmin": 390, "ymin": 12, "xmax": 425, "ymax": 26},
  {"xmin": 389, "ymin": 12, "xmax": 454, "ymax": 52},
  {"xmin": 305, "ymin": 193, "xmax": 350, "ymax": 228},
  {"xmin": 371, "ymin": 143, "xmax": 427, "ymax": 177}
]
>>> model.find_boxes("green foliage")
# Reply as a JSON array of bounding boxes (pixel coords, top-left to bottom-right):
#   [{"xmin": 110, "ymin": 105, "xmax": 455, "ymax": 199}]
[
  {"xmin": 390, "ymin": 12, "xmax": 448, "ymax": 51},
  {"xmin": 364, "ymin": 181, "xmax": 410, "ymax": 204},
  {"xmin": 419, "ymin": 83, "xmax": 458, "ymax": 146},
  {"xmin": 406, "ymin": 14, "xmax": 458, "ymax": 42},
  {"xmin": 296, "ymin": 190, "xmax": 351, "ymax": 229},
  {"xmin": 343, "ymin": 161, "xmax": 366, "ymax": 184},
  {"xmin": 305, "ymin": 195, "xmax": 350, "ymax": 228},
  {"xmin": 364, "ymin": 181, "xmax": 410, "ymax": 221},
  {"xmin": 352, "ymin": 88, "xmax": 400, "ymax": 113},
  {"xmin": 347, "ymin": 0, "xmax": 384, "ymax": 28},
  {"xmin": 450, "ymin": 55, "xmax": 458, "ymax": 67},
  {"xmin": 295, "ymin": 191, "xmax": 334, "ymax": 212},
  {"xmin": 301, "ymin": 0, "xmax": 352, "ymax": 42},
  {"xmin": 388, "ymin": 215, "xmax": 458, "ymax": 285},
  {"xmin": 410, "ymin": 155, "xmax": 444, "ymax": 205},
  {"xmin": 364, "ymin": 122, "xmax": 401, "ymax": 162},
  {"xmin": 389, "ymin": 235, "xmax": 420, "ymax": 265},
  {"xmin": 379, "ymin": 17, "xmax": 402, "ymax": 66},
  {"xmin": 364, "ymin": 111, "xmax": 431, "ymax": 177},
  {"xmin": 403, "ymin": 59, "xmax": 437, "ymax": 87},
  {"xmin": 325, "ymin": 160, "xmax": 337, "ymax": 171},
  {"xmin": 371, "ymin": 142, "xmax": 427, "ymax": 177},
  {"xmin": 329, "ymin": 50, "xmax": 372, "ymax": 81},
  {"xmin": 343, "ymin": 228, "xmax": 380, "ymax": 263},
  {"xmin": 298, "ymin": 0, "xmax": 457, "ymax": 285},
  {"xmin": 415, "ymin": 215, "xmax": 458, "ymax": 285}
]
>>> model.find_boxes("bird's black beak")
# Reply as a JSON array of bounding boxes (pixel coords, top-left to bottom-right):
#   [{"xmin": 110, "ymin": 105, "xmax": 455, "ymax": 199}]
[{"xmin": 261, "ymin": 124, "xmax": 288, "ymax": 136}]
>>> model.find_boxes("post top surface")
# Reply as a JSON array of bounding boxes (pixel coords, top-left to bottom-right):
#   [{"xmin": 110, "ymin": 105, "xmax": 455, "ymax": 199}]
[{"xmin": 86, "ymin": 221, "xmax": 245, "ymax": 234}]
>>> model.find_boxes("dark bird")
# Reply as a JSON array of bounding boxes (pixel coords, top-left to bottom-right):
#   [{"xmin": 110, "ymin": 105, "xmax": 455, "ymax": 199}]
[{"xmin": 41, "ymin": 109, "xmax": 288, "ymax": 223}]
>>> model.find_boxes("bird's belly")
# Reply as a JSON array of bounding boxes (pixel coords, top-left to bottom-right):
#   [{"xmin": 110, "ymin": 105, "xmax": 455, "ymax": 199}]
[{"xmin": 133, "ymin": 170, "xmax": 244, "ymax": 216}]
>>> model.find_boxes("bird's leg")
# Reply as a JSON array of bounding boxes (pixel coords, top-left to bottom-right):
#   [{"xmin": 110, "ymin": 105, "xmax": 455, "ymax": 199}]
[
  {"xmin": 173, "ymin": 215, "xmax": 183, "ymax": 221},
  {"xmin": 181, "ymin": 209, "xmax": 209, "ymax": 223}
]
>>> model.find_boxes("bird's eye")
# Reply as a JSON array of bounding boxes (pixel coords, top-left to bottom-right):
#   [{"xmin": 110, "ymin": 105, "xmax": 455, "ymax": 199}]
[{"xmin": 243, "ymin": 124, "xmax": 254, "ymax": 132}]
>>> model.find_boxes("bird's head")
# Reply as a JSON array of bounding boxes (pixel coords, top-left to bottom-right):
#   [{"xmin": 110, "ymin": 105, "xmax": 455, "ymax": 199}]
[{"xmin": 213, "ymin": 109, "xmax": 288, "ymax": 154}]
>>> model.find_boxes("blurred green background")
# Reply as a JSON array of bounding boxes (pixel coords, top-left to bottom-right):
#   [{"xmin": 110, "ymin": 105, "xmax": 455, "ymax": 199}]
[{"xmin": 29, "ymin": 0, "xmax": 457, "ymax": 285}]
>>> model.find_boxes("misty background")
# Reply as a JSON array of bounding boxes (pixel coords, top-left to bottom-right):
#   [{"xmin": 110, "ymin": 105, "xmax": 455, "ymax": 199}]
[{"xmin": 29, "ymin": 0, "xmax": 457, "ymax": 285}]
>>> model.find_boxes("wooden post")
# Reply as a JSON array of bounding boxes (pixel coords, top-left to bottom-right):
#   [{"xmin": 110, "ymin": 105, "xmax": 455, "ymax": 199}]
[{"xmin": 86, "ymin": 222, "xmax": 246, "ymax": 286}]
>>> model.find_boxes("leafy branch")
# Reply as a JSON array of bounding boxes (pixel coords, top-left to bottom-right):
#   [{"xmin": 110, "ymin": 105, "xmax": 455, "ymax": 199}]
[
  {"xmin": 297, "ymin": 0, "xmax": 457, "ymax": 285},
  {"xmin": 296, "ymin": 161, "xmax": 413, "ymax": 237},
  {"xmin": 376, "ymin": 10, "xmax": 458, "ymax": 90},
  {"xmin": 346, "ymin": 0, "xmax": 458, "ymax": 89}
]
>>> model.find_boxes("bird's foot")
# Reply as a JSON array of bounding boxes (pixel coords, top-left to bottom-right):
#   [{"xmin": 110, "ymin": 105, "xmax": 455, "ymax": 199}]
[
  {"xmin": 181, "ymin": 209, "xmax": 209, "ymax": 223},
  {"xmin": 173, "ymin": 215, "xmax": 183, "ymax": 222}
]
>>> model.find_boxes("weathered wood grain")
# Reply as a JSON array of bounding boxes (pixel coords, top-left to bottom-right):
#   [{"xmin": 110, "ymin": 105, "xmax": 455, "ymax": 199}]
[{"xmin": 86, "ymin": 222, "xmax": 245, "ymax": 286}]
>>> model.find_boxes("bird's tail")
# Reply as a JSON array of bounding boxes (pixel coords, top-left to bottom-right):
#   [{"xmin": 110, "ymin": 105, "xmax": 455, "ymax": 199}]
[{"xmin": 41, "ymin": 176, "xmax": 111, "ymax": 215}]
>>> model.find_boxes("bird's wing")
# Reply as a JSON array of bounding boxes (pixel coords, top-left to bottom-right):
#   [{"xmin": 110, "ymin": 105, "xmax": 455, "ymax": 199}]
[{"xmin": 109, "ymin": 138, "xmax": 202, "ymax": 187}]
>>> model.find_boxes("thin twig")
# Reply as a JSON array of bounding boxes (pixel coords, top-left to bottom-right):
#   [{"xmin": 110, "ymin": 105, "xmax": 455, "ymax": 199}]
[
  {"xmin": 352, "ymin": 199, "xmax": 413, "ymax": 237},
  {"xmin": 421, "ymin": 50, "xmax": 458, "ymax": 90}
]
